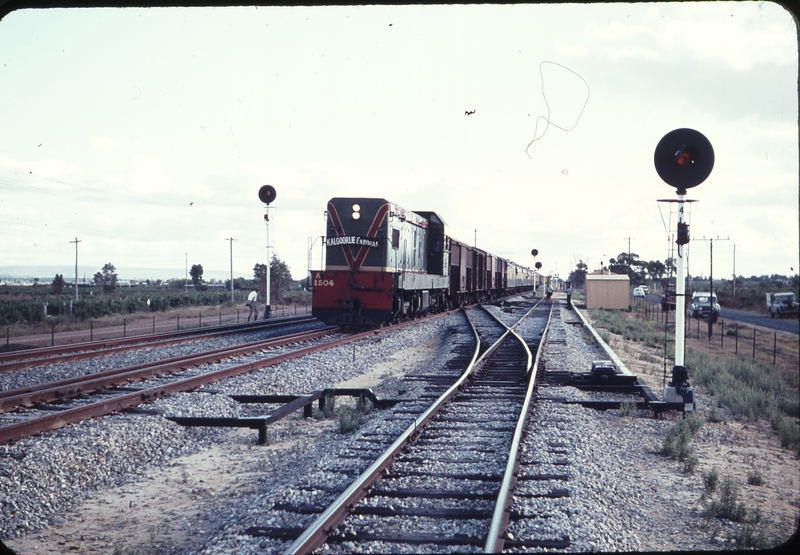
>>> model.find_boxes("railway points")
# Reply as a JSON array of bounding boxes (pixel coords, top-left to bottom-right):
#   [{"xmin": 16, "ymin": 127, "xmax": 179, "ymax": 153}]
[{"xmin": 2, "ymin": 297, "xmax": 797, "ymax": 552}]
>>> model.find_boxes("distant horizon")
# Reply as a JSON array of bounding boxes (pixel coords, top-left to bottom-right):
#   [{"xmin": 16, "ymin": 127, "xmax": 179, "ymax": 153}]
[
  {"xmin": 1, "ymin": 263, "xmax": 797, "ymax": 285},
  {"xmin": 0, "ymin": 264, "xmax": 260, "ymax": 283}
]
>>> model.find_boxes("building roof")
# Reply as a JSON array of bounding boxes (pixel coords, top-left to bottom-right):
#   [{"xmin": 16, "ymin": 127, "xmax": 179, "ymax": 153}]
[{"xmin": 585, "ymin": 273, "xmax": 630, "ymax": 281}]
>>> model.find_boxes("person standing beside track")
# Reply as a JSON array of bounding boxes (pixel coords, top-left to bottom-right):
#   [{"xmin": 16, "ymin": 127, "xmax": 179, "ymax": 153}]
[
  {"xmin": 246, "ymin": 290, "xmax": 258, "ymax": 321},
  {"xmin": 566, "ymin": 282, "xmax": 573, "ymax": 308},
  {"xmin": 545, "ymin": 283, "xmax": 553, "ymax": 304}
]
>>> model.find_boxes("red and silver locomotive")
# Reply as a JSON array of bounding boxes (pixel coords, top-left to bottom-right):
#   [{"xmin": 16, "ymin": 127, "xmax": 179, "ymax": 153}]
[{"xmin": 311, "ymin": 197, "xmax": 534, "ymax": 325}]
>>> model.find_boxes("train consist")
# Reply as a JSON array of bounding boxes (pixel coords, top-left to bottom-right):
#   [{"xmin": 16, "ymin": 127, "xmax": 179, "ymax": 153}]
[{"xmin": 311, "ymin": 197, "xmax": 536, "ymax": 325}]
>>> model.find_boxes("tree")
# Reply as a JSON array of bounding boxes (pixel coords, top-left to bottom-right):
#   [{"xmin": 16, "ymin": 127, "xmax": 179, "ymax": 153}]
[
  {"xmin": 609, "ymin": 252, "xmax": 646, "ymax": 284},
  {"xmin": 253, "ymin": 263, "xmax": 267, "ymax": 287},
  {"xmin": 190, "ymin": 264, "xmax": 205, "ymax": 290},
  {"xmin": 96, "ymin": 263, "xmax": 118, "ymax": 292},
  {"xmin": 270, "ymin": 256, "xmax": 293, "ymax": 304},
  {"xmin": 51, "ymin": 274, "xmax": 65, "ymax": 294},
  {"xmin": 645, "ymin": 260, "xmax": 666, "ymax": 281},
  {"xmin": 567, "ymin": 260, "xmax": 588, "ymax": 288}
]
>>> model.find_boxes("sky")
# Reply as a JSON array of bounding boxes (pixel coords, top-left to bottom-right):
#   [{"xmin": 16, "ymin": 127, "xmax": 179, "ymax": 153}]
[{"xmin": 0, "ymin": 2, "xmax": 797, "ymax": 284}]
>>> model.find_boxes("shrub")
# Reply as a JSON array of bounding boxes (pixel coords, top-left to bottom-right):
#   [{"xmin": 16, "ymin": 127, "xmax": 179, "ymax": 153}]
[
  {"xmin": 618, "ymin": 399, "xmax": 637, "ymax": 417},
  {"xmin": 704, "ymin": 474, "xmax": 748, "ymax": 522},
  {"xmin": 683, "ymin": 452, "xmax": 699, "ymax": 474},
  {"xmin": 319, "ymin": 394, "xmax": 336, "ymax": 419},
  {"xmin": 337, "ymin": 406, "xmax": 360, "ymax": 433},
  {"xmin": 661, "ymin": 413, "xmax": 703, "ymax": 463},
  {"xmin": 703, "ymin": 467, "xmax": 719, "ymax": 493},
  {"xmin": 707, "ymin": 408, "xmax": 726, "ymax": 423},
  {"xmin": 746, "ymin": 469, "xmax": 765, "ymax": 486},
  {"xmin": 777, "ymin": 417, "xmax": 800, "ymax": 453},
  {"xmin": 356, "ymin": 396, "xmax": 374, "ymax": 416},
  {"xmin": 687, "ymin": 350, "xmax": 799, "ymax": 451}
]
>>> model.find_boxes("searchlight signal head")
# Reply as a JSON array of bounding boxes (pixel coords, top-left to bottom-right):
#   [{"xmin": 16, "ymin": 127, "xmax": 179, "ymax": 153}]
[
  {"xmin": 654, "ymin": 128, "xmax": 714, "ymax": 193},
  {"xmin": 258, "ymin": 185, "xmax": 277, "ymax": 205}
]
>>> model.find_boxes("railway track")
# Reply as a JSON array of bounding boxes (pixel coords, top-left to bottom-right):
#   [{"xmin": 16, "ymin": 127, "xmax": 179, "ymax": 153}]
[
  {"xmin": 245, "ymin": 298, "xmax": 552, "ymax": 554},
  {"xmin": 0, "ymin": 325, "xmax": 346, "ymax": 445},
  {"xmin": 0, "ymin": 316, "xmax": 319, "ymax": 374},
  {"xmin": 0, "ymin": 309, "xmax": 470, "ymax": 446}
]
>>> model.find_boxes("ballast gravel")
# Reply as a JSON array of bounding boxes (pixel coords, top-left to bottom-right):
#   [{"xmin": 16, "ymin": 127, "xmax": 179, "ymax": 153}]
[{"xmin": 2, "ymin": 300, "xmax": 795, "ymax": 553}]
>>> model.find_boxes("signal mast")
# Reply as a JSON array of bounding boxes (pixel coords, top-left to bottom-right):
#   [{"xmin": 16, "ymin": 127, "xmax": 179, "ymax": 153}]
[{"xmin": 654, "ymin": 128, "xmax": 715, "ymax": 413}]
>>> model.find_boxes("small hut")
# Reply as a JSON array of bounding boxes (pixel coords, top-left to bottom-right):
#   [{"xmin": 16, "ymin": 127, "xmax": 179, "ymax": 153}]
[{"xmin": 585, "ymin": 273, "xmax": 630, "ymax": 309}]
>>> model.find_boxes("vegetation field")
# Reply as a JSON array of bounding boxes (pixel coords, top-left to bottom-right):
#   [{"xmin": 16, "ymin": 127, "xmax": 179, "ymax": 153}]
[{"xmin": 588, "ymin": 307, "xmax": 800, "ymax": 455}]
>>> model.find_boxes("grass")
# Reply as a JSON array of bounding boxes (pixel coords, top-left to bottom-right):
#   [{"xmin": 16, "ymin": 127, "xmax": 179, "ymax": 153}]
[
  {"xmin": 686, "ymin": 350, "xmax": 800, "ymax": 453},
  {"xmin": 618, "ymin": 399, "xmax": 637, "ymax": 417},
  {"xmin": 588, "ymin": 308, "xmax": 800, "ymax": 454},
  {"xmin": 660, "ymin": 413, "xmax": 703, "ymax": 473},
  {"xmin": 313, "ymin": 394, "xmax": 376, "ymax": 433},
  {"xmin": 589, "ymin": 308, "xmax": 663, "ymax": 348}
]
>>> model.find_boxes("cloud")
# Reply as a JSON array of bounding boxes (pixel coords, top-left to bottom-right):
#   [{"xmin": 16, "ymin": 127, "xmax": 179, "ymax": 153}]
[
  {"xmin": 589, "ymin": 3, "xmax": 796, "ymax": 71},
  {"xmin": 90, "ymin": 135, "xmax": 119, "ymax": 152}
]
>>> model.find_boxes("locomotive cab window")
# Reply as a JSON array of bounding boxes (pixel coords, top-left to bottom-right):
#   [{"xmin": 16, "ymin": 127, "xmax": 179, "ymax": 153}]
[{"xmin": 391, "ymin": 228, "xmax": 400, "ymax": 249}]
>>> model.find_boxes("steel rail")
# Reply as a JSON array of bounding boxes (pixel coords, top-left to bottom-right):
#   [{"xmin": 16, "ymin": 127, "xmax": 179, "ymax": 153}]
[
  {"xmin": 0, "ymin": 314, "xmax": 439, "ymax": 445},
  {"xmin": 283, "ymin": 309, "xmax": 483, "ymax": 555},
  {"xmin": 284, "ymin": 304, "xmax": 528, "ymax": 555},
  {"xmin": 485, "ymin": 299, "xmax": 553, "ymax": 553},
  {"xmin": 0, "ymin": 316, "xmax": 317, "ymax": 372},
  {"xmin": 0, "ymin": 327, "xmax": 336, "ymax": 413}
]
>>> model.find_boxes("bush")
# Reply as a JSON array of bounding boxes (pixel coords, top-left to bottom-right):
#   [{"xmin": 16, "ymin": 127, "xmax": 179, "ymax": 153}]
[
  {"xmin": 777, "ymin": 417, "xmax": 800, "ymax": 453},
  {"xmin": 746, "ymin": 469, "xmax": 765, "ymax": 486},
  {"xmin": 707, "ymin": 408, "xmax": 726, "ymax": 423},
  {"xmin": 618, "ymin": 399, "xmax": 637, "ymax": 417},
  {"xmin": 0, "ymin": 289, "xmax": 234, "ymax": 325},
  {"xmin": 704, "ymin": 474, "xmax": 748, "ymax": 522},
  {"xmin": 337, "ymin": 406, "xmax": 360, "ymax": 434},
  {"xmin": 661, "ymin": 413, "xmax": 703, "ymax": 465},
  {"xmin": 687, "ymin": 350, "xmax": 799, "ymax": 451},
  {"xmin": 703, "ymin": 467, "xmax": 719, "ymax": 493},
  {"xmin": 318, "ymin": 394, "xmax": 336, "ymax": 419}
]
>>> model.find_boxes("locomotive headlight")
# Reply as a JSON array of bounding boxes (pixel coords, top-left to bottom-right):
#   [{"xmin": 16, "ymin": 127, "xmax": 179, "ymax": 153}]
[
  {"xmin": 351, "ymin": 203, "xmax": 361, "ymax": 220},
  {"xmin": 352, "ymin": 212, "xmax": 361, "ymax": 220}
]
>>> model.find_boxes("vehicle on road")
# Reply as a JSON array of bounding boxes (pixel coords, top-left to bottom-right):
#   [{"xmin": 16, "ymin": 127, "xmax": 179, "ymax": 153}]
[
  {"xmin": 632, "ymin": 286, "xmax": 646, "ymax": 297},
  {"xmin": 661, "ymin": 288, "xmax": 676, "ymax": 311},
  {"xmin": 690, "ymin": 292, "xmax": 720, "ymax": 322},
  {"xmin": 766, "ymin": 292, "xmax": 799, "ymax": 319}
]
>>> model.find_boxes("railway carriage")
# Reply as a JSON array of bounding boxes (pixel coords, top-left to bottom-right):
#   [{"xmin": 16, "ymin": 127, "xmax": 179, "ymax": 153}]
[{"xmin": 311, "ymin": 197, "xmax": 534, "ymax": 325}]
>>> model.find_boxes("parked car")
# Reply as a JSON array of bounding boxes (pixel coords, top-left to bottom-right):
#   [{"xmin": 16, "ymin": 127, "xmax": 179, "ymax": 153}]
[
  {"xmin": 690, "ymin": 292, "xmax": 720, "ymax": 322},
  {"xmin": 766, "ymin": 292, "xmax": 799, "ymax": 319},
  {"xmin": 661, "ymin": 288, "xmax": 676, "ymax": 311},
  {"xmin": 633, "ymin": 286, "xmax": 646, "ymax": 297}
]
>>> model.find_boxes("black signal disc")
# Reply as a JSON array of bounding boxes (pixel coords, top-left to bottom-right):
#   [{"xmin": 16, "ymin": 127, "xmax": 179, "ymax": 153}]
[
  {"xmin": 654, "ymin": 128, "xmax": 714, "ymax": 191},
  {"xmin": 258, "ymin": 185, "xmax": 277, "ymax": 205}
]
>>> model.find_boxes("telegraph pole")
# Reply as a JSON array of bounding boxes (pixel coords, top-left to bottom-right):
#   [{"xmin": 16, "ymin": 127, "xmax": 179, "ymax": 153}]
[
  {"xmin": 732, "ymin": 244, "xmax": 736, "ymax": 300},
  {"xmin": 226, "ymin": 237, "xmax": 236, "ymax": 303},
  {"xmin": 70, "ymin": 237, "xmax": 81, "ymax": 301},
  {"xmin": 697, "ymin": 236, "xmax": 729, "ymax": 339}
]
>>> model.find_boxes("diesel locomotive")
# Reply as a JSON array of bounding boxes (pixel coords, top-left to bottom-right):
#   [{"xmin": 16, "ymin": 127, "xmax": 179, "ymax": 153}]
[{"xmin": 311, "ymin": 197, "xmax": 535, "ymax": 325}]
